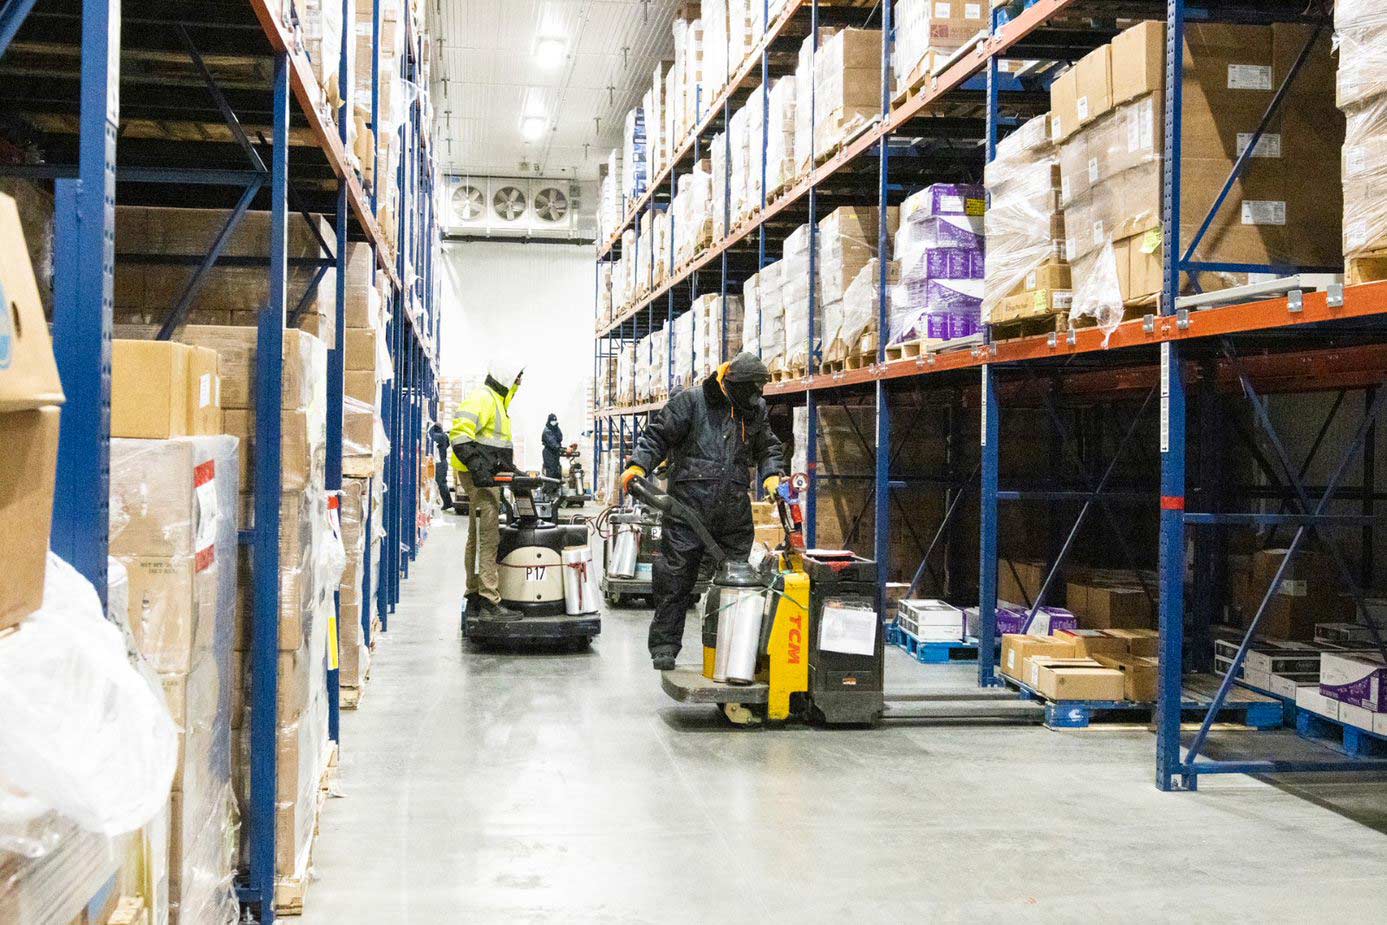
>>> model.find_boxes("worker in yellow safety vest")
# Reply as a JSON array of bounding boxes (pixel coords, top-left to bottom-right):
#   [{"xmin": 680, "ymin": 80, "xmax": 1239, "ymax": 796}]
[{"xmin": 450, "ymin": 360, "xmax": 524, "ymax": 618}]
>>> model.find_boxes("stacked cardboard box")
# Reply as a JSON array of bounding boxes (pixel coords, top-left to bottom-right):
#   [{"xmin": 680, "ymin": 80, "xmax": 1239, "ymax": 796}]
[
  {"xmin": 1000, "ymin": 630, "xmax": 1160, "ymax": 701},
  {"xmin": 890, "ymin": 184, "xmax": 986, "ymax": 347},
  {"xmin": 741, "ymin": 271, "xmax": 763, "ymax": 357},
  {"xmin": 1310, "ymin": 650, "xmax": 1387, "ymax": 736},
  {"xmin": 1055, "ymin": 21, "xmax": 1341, "ymax": 320},
  {"xmin": 758, "ymin": 260, "xmax": 787, "ymax": 374},
  {"xmin": 690, "ymin": 293, "xmax": 745, "ymax": 378},
  {"xmin": 781, "ymin": 223, "xmax": 815, "ymax": 371},
  {"xmin": 597, "ymin": 262, "xmax": 614, "ymax": 328},
  {"xmin": 110, "ymin": 340, "xmax": 223, "ymax": 440},
  {"xmin": 624, "ymin": 105, "xmax": 650, "ymax": 202},
  {"xmin": 599, "ymin": 150, "xmax": 623, "ymax": 243},
  {"xmin": 818, "ymin": 206, "xmax": 898, "ymax": 362},
  {"xmin": 810, "ymin": 28, "xmax": 884, "ymax": 167},
  {"xmin": 1336, "ymin": 1, "xmax": 1387, "ymax": 271},
  {"xmin": 114, "ymin": 206, "xmax": 336, "ymax": 346},
  {"xmin": 827, "ymin": 258, "xmax": 897, "ymax": 362},
  {"xmin": 338, "ymin": 476, "xmax": 377, "ymax": 696},
  {"xmin": 110, "ymin": 436, "xmax": 241, "ymax": 924},
  {"xmin": 892, "ymin": 0, "xmax": 987, "ymax": 96},
  {"xmin": 0, "ymin": 192, "xmax": 64, "ymax": 634},
  {"xmin": 984, "ymin": 114, "xmax": 1071, "ymax": 325},
  {"xmin": 673, "ymin": 160, "xmax": 715, "ymax": 264},
  {"xmin": 701, "ymin": 0, "xmax": 728, "ymax": 105},
  {"xmin": 766, "ymin": 76, "xmax": 799, "ymax": 198}
]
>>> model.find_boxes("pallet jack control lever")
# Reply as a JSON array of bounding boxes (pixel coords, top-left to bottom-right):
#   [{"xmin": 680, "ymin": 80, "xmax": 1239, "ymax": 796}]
[{"xmin": 626, "ymin": 476, "xmax": 729, "ymax": 566}]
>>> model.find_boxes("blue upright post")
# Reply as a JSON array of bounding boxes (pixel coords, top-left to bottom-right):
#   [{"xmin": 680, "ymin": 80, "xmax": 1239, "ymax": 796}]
[
  {"xmin": 721, "ymin": 98, "xmax": 731, "ymax": 362},
  {"xmin": 976, "ymin": 3, "xmax": 1004, "ymax": 688},
  {"xmin": 978, "ymin": 365, "xmax": 1001, "ymax": 687},
  {"xmin": 1157, "ymin": 0, "xmax": 1190, "ymax": 792},
  {"xmin": 805, "ymin": 0, "xmax": 820, "ymax": 547},
  {"xmin": 873, "ymin": 0, "xmax": 893, "ymax": 605},
  {"xmin": 247, "ymin": 50, "xmax": 291, "ymax": 924},
  {"xmin": 50, "ymin": 0, "xmax": 120, "ymax": 604}
]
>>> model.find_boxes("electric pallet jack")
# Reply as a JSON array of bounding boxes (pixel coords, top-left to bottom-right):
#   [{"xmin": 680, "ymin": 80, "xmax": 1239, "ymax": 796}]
[
  {"xmin": 461, "ymin": 473, "xmax": 601, "ymax": 646},
  {"xmin": 628, "ymin": 476, "xmax": 885, "ymax": 726}
]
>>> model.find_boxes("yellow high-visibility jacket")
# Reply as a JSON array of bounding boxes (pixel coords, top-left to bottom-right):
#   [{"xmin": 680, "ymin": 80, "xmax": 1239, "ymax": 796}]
[{"xmin": 449, "ymin": 380, "xmax": 518, "ymax": 472}]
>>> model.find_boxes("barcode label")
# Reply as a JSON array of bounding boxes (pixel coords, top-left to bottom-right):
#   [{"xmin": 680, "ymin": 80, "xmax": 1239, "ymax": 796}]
[
  {"xmin": 1228, "ymin": 64, "xmax": 1272, "ymax": 90},
  {"xmin": 1242, "ymin": 200, "xmax": 1286, "ymax": 226}
]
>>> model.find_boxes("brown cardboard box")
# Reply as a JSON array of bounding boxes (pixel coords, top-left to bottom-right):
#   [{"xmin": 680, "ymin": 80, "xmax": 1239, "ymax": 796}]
[
  {"xmin": 222, "ymin": 408, "xmax": 320, "ymax": 492},
  {"xmin": 998, "ymin": 559, "xmax": 1048, "ymax": 607},
  {"xmin": 1067, "ymin": 579, "xmax": 1154, "ymax": 629},
  {"xmin": 1050, "ymin": 67, "xmax": 1080, "ymax": 143},
  {"xmin": 0, "ymin": 193, "xmax": 64, "ymax": 411},
  {"xmin": 185, "ymin": 346, "xmax": 222, "ymax": 436},
  {"xmin": 1111, "ymin": 20, "xmax": 1165, "ymax": 105},
  {"xmin": 109, "ymin": 438, "xmax": 209, "ymax": 558},
  {"xmin": 1246, "ymin": 548, "xmax": 1341, "ymax": 640},
  {"xmin": 1074, "ymin": 45, "xmax": 1113, "ymax": 127},
  {"xmin": 345, "ymin": 370, "xmax": 379, "ymax": 406},
  {"xmin": 344, "ymin": 328, "xmax": 377, "ymax": 372},
  {"xmin": 0, "ymin": 406, "xmax": 61, "ymax": 629},
  {"xmin": 1058, "ymin": 628, "xmax": 1130, "ymax": 659},
  {"xmin": 175, "ymin": 326, "xmax": 324, "ymax": 411},
  {"xmin": 112, "ymin": 340, "xmax": 193, "ymax": 439},
  {"xmin": 1104, "ymin": 628, "xmax": 1160, "ymax": 658},
  {"xmin": 122, "ymin": 555, "xmax": 218, "ymax": 675},
  {"xmin": 1094, "ymin": 654, "xmax": 1160, "ymax": 701},
  {"xmin": 1032, "ymin": 659, "xmax": 1126, "ymax": 701},
  {"xmin": 1000, "ymin": 633, "xmax": 1076, "ymax": 682}
]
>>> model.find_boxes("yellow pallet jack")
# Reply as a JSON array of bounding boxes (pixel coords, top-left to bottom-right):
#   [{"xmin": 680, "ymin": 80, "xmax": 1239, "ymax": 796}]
[{"xmin": 629, "ymin": 476, "xmax": 884, "ymax": 726}]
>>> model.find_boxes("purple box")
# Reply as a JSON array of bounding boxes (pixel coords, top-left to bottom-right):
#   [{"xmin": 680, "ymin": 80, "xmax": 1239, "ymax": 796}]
[
  {"xmin": 904, "ymin": 214, "xmax": 986, "ymax": 250},
  {"xmin": 995, "ymin": 604, "xmax": 1078, "ymax": 636},
  {"xmin": 1319, "ymin": 652, "xmax": 1387, "ymax": 711},
  {"xmin": 910, "ymin": 183, "xmax": 987, "ymax": 219},
  {"xmin": 902, "ymin": 246, "xmax": 986, "ymax": 282}
]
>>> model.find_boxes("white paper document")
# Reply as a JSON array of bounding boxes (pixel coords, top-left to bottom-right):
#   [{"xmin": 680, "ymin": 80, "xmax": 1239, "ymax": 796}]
[{"xmin": 819, "ymin": 604, "xmax": 878, "ymax": 656}]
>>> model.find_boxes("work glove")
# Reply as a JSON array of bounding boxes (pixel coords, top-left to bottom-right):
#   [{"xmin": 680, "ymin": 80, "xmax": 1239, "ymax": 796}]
[
  {"xmin": 763, "ymin": 474, "xmax": 782, "ymax": 497},
  {"xmin": 622, "ymin": 465, "xmax": 646, "ymax": 493}
]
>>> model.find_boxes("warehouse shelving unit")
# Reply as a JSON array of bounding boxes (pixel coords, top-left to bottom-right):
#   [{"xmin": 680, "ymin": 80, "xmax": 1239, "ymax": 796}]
[
  {"xmin": 0, "ymin": 1, "xmax": 438, "ymax": 920},
  {"xmin": 592, "ymin": 0, "xmax": 1387, "ymax": 791}
]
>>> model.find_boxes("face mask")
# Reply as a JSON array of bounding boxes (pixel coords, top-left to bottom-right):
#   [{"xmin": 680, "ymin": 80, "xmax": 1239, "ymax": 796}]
[{"xmin": 726, "ymin": 380, "xmax": 762, "ymax": 413}]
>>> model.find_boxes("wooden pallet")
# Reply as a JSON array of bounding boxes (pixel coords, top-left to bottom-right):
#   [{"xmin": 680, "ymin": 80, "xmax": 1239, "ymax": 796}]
[
  {"xmin": 1347, "ymin": 247, "xmax": 1387, "ymax": 286},
  {"xmin": 341, "ymin": 684, "xmax": 364, "ymax": 710},
  {"xmin": 770, "ymin": 363, "xmax": 807, "ymax": 383},
  {"xmin": 884, "ymin": 339, "xmax": 924, "ymax": 361},
  {"xmin": 990, "ymin": 310, "xmax": 1071, "ymax": 342},
  {"xmin": 1005, "ymin": 672, "xmax": 1283, "ymax": 731},
  {"xmin": 814, "ymin": 117, "xmax": 876, "ymax": 167}
]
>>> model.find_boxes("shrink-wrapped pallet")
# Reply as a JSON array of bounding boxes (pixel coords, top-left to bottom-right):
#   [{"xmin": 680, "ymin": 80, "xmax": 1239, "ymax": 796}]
[{"xmin": 890, "ymin": 185, "xmax": 985, "ymax": 346}]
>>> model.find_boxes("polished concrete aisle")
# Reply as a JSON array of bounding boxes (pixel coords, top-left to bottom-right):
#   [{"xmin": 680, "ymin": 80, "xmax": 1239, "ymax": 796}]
[{"xmin": 303, "ymin": 516, "xmax": 1387, "ymax": 923}]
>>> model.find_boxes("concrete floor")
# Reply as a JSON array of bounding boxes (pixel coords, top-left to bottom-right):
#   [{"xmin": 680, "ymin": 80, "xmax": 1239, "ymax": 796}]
[{"xmin": 303, "ymin": 513, "xmax": 1387, "ymax": 923}]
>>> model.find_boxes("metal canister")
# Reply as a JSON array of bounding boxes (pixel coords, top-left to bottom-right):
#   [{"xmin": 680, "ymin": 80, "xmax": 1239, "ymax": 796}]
[
  {"xmin": 710, "ymin": 561, "xmax": 769, "ymax": 684},
  {"xmin": 562, "ymin": 545, "xmax": 599, "ymax": 614},
  {"xmin": 609, "ymin": 524, "xmax": 639, "ymax": 578}
]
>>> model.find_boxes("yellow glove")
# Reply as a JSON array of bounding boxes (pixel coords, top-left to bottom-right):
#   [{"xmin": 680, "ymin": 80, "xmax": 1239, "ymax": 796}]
[
  {"xmin": 621, "ymin": 465, "xmax": 646, "ymax": 492},
  {"xmin": 763, "ymin": 474, "xmax": 782, "ymax": 497}
]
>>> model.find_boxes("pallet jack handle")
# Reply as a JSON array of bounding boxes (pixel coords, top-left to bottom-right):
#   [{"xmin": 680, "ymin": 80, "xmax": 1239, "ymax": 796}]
[{"xmin": 626, "ymin": 477, "xmax": 729, "ymax": 567}]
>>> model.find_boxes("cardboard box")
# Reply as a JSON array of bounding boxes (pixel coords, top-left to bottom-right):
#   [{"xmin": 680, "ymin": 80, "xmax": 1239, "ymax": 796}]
[
  {"xmin": 1103, "ymin": 627, "xmax": 1160, "ymax": 658},
  {"xmin": 1111, "ymin": 20, "xmax": 1165, "ymax": 105},
  {"xmin": 1295, "ymin": 684, "xmax": 1340, "ymax": 721},
  {"xmin": 0, "ymin": 192, "xmax": 65, "ymax": 410},
  {"xmin": 185, "ymin": 346, "xmax": 222, "ymax": 436},
  {"xmin": 0, "ymin": 406, "xmax": 61, "ymax": 630},
  {"xmin": 344, "ymin": 328, "xmax": 378, "ymax": 372},
  {"xmin": 112, "ymin": 340, "xmax": 193, "ymax": 439},
  {"xmin": 1032, "ymin": 659, "xmax": 1126, "ymax": 701},
  {"xmin": 1058, "ymin": 628, "xmax": 1130, "ymax": 659},
  {"xmin": 175, "ymin": 326, "xmax": 324, "ymax": 411},
  {"xmin": 1094, "ymin": 654, "xmax": 1159, "ymax": 701},
  {"xmin": 998, "ymin": 559, "xmax": 1048, "ymax": 608},
  {"xmin": 1066, "ymin": 579, "xmax": 1154, "ymax": 629},
  {"xmin": 1246, "ymin": 548, "xmax": 1341, "ymax": 640},
  {"xmin": 122, "ymin": 555, "xmax": 218, "ymax": 675},
  {"xmin": 1000, "ymin": 633, "xmax": 1076, "ymax": 682},
  {"xmin": 1319, "ymin": 652, "xmax": 1387, "ymax": 712},
  {"xmin": 222, "ymin": 408, "xmax": 322, "ymax": 493},
  {"xmin": 345, "ymin": 370, "xmax": 379, "ymax": 405},
  {"xmin": 1074, "ymin": 45, "xmax": 1113, "ymax": 127},
  {"xmin": 1050, "ymin": 67, "xmax": 1080, "ymax": 143},
  {"xmin": 109, "ymin": 438, "xmax": 219, "ymax": 558}
]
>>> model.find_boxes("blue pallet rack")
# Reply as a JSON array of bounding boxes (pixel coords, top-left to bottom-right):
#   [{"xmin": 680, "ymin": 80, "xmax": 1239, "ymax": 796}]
[
  {"xmin": 592, "ymin": 0, "xmax": 1387, "ymax": 791},
  {"xmin": 1, "ymin": 1, "xmax": 439, "ymax": 921}
]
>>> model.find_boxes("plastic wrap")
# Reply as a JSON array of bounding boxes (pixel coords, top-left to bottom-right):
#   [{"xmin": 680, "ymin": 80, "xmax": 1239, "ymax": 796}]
[
  {"xmin": 702, "ymin": 0, "xmax": 728, "ymax": 102},
  {"xmin": 711, "ymin": 130, "xmax": 729, "ymax": 240},
  {"xmin": 813, "ymin": 28, "xmax": 884, "ymax": 160},
  {"xmin": 1342, "ymin": 95, "xmax": 1387, "ymax": 257},
  {"xmin": 983, "ymin": 114, "xmax": 1071, "ymax": 324},
  {"xmin": 674, "ymin": 161, "xmax": 714, "ymax": 265},
  {"xmin": 299, "ymin": 0, "xmax": 343, "ymax": 109},
  {"xmin": 892, "ymin": 0, "xmax": 987, "ymax": 93},
  {"xmin": 673, "ymin": 310, "xmax": 695, "ymax": 388},
  {"xmin": 782, "ymin": 224, "xmax": 816, "ymax": 368},
  {"xmin": 834, "ymin": 258, "xmax": 896, "ymax": 354},
  {"xmin": 766, "ymin": 76, "xmax": 798, "ymax": 195},
  {"xmin": 819, "ymin": 207, "xmax": 894, "ymax": 358},
  {"xmin": 682, "ymin": 18, "xmax": 704, "ymax": 135},
  {"xmin": 1335, "ymin": 1, "xmax": 1387, "ymax": 112},
  {"xmin": 890, "ymin": 185, "xmax": 985, "ymax": 345},
  {"xmin": 622, "ymin": 105, "xmax": 649, "ymax": 201},
  {"xmin": 741, "ymin": 271, "xmax": 762, "ymax": 358},
  {"xmin": 759, "ymin": 259, "xmax": 787, "ymax": 371},
  {"xmin": 0, "ymin": 552, "xmax": 177, "ymax": 849}
]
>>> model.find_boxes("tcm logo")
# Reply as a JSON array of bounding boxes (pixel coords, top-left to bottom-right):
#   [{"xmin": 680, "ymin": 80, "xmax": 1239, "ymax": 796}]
[{"xmin": 786, "ymin": 612, "xmax": 804, "ymax": 665}]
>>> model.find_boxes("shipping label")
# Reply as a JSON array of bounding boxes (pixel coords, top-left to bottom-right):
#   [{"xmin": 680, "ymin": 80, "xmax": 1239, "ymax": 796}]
[
  {"xmin": 1228, "ymin": 64, "xmax": 1272, "ymax": 91},
  {"xmin": 1237, "ymin": 132, "xmax": 1282, "ymax": 158},
  {"xmin": 1242, "ymin": 200, "xmax": 1287, "ymax": 226}
]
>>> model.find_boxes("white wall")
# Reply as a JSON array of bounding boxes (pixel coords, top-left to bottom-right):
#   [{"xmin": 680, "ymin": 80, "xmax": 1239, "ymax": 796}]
[{"xmin": 438, "ymin": 240, "xmax": 594, "ymax": 472}]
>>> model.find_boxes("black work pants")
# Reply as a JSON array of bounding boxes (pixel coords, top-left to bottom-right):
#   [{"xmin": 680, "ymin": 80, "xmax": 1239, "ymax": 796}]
[
  {"xmin": 435, "ymin": 464, "xmax": 453, "ymax": 509},
  {"xmin": 649, "ymin": 483, "xmax": 754, "ymax": 657}
]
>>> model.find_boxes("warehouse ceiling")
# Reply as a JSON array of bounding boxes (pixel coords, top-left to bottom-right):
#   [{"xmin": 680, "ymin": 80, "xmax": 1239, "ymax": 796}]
[{"xmin": 429, "ymin": 0, "xmax": 682, "ymax": 180}]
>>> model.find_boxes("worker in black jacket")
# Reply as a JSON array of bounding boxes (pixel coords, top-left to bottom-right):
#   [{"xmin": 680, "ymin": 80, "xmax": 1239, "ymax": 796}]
[
  {"xmin": 622, "ymin": 352, "xmax": 785, "ymax": 670},
  {"xmin": 541, "ymin": 413, "xmax": 564, "ymax": 480}
]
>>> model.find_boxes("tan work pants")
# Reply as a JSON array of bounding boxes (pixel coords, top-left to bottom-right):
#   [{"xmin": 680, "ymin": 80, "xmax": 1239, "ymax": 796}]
[{"xmin": 458, "ymin": 470, "xmax": 502, "ymax": 603}]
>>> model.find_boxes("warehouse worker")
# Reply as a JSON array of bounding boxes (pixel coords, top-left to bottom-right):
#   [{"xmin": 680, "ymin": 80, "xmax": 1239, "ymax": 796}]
[
  {"xmin": 622, "ymin": 352, "xmax": 785, "ymax": 671},
  {"xmin": 427, "ymin": 422, "xmax": 453, "ymax": 510},
  {"xmin": 451, "ymin": 361, "xmax": 524, "ymax": 618},
  {"xmin": 541, "ymin": 413, "xmax": 564, "ymax": 480}
]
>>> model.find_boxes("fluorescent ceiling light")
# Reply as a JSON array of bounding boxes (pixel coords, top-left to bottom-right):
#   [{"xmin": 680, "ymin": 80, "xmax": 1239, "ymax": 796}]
[
  {"xmin": 521, "ymin": 116, "xmax": 547, "ymax": 141},
  {"xmin": 534, "ymin": 36, "xmax": 566, "ymax": 69}
]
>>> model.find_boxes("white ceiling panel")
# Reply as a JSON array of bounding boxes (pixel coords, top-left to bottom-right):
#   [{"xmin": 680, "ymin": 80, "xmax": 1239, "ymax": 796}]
[{"xmin": 428, "ymin": 0, "xmax": 682, "ymax": 180}]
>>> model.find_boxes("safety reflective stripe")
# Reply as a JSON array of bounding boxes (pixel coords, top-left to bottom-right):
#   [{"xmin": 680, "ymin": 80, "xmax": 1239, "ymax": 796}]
[
  {"xmin": 459, "ymin": 434, "xmax": 513, "ymax": 449},
  {"xmin": 454, "ymin": 410, "xmax": 481, "ymax": 424}
]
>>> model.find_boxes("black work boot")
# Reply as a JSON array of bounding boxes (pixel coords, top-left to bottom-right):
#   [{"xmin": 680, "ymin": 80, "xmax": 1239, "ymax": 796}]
[
  {"xmin": 478, "ymin": 599, "xmax": 517, "ymax": 619},
  {"xmin": 464, "ymin": 592, "xmax": 481, "ymax": 615},
  {"xmin": 651, "ymin": 647, "xmax": 677, "ymax": 671}
]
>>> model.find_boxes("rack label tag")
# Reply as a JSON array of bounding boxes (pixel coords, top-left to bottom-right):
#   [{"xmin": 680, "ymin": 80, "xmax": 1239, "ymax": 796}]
[{"xmin": 1160, "ymin": 342, "xmax": 1171, "ymax": 453}]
